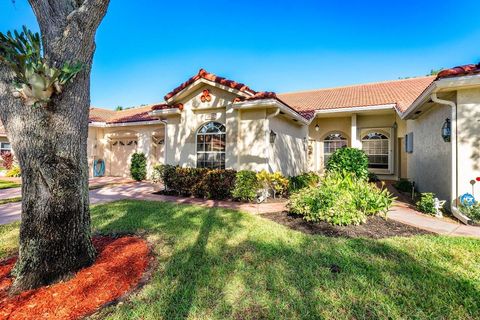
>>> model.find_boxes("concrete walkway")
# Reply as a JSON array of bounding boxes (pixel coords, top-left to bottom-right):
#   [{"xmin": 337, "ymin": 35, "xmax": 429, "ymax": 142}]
[
  {"xmin": 0, "ymin": 182, "xmax": 286, "ymax": 225},
  {"xmin": 0, "ymin": 182, "xmax": 479, "ymax": 239}
]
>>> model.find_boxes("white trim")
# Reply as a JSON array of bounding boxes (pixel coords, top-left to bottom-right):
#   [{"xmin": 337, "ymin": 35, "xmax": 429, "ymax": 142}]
[
  {"xmin": 402, "ymin": 74, "xmax": 480, "ymax": 120},
  {"xmin": 148, "ymin": 108, "xmax": 182, "ymax": 117},
  {"xmin": 232, "ymin": 99, "xmax": 309, "ymax": 125},
  {"xmin": 195, "ymin": 121, "xmax": 226, "ymax": 169},
  {"xmin": 313, "ymin": 104, "xmax": 396, "ymax": 115},
  {"xmin": 89, "ymin": 120, "xmax": 164, "ymax": 128},
  {"xmin": 165, "ymin": 78, "xmax": 254, "ymax": 103}
]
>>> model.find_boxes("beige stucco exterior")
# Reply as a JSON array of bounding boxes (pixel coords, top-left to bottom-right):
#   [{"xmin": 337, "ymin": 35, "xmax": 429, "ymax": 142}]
[
  {"xmin": 457, "ymin": 88, "xmax": 480, "ymax": 199},
  {"xmin": 405, "ymin": 103, "xmax": 452, "ymax": 201}
]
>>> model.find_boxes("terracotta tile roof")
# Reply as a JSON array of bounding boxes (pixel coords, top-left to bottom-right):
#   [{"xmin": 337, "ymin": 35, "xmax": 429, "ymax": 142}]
[
  {"xmin": 277, "ymin": 76, "xmax": 436, "ymax": 117},
  {"xmin": 89, "ymin": 108, "xmax": 116, "ymax": 122},
  {"xmin": 437, "ymin": 63, "xmax": 480, "ymax": 79},
  {"xmin": 164, "ymin": 68, "xmax": 257, "ymax": 101},
  {"xmin": 89, "ymin": 105, "xmax": 160, "ymax": 124}
]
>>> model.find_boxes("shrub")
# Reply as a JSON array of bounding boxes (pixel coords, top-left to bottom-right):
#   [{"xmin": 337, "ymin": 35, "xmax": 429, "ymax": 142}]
[
  {"xmin": 172, "ymin": 167, "xmax": 208, "ymax": 196},
  {"xmin": 416, "ymin": 193, "xmax": 436, "ymax": 215},
  {"xmin": 257, "ymin": 170, "xmax": 289, "ymax": 198},
  {"xmin": 199, "ymin": 169, "xmax": 237, "ymax": 199},
  {"xmin": 288, "ymin": 171, "xmax": 394, "ymax": 226},
  {"xmin": 1, "ymin": 152, "xmax": 13, "ymax": 170},
  {"xmin": 130, "ymin": 152, "xmax": 147, "ymax": 181},
  {"xmin": 394, "ymin": 178, "xmax": 413, "ymax": 193},
  {"xmin": 459, "ymin": 203, "xmax": 480, "ymax": 223},
  {"xmin": 368, "ymin": 172, "xmax": 379, "ymax": 183},
  {"xmin": 232, "ymin": 170, "xmax": 259, "ymax": 201},
  {"xmin": 6, "ymin": 164, "xmax": 21, "ymax": 177},
  {"xmin": 153, "ymin": 164, "xmax": 177, "ymax": 190},
  {"xmin": 288, "ymin": 172, "xmax": 320, "ymax": 193},
  {"xmin": 151, "ymin": 164, "xmax": 236, "ymax": 199},
  {"xmin": 326, "ymin": 147, "xmax": 369, "ymax": 180}
]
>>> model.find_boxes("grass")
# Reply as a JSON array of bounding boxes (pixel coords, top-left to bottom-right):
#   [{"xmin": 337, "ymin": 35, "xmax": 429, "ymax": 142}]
[
  {"xmin": 0, "ymin": 196, "xmax": 21, "ymax": 205},
  {"xmin": 1, "ymin": 200, "xmax": 480, "ymax": 319},
  {"xmin": 0, "ymin": 180, "xmax": 20, "ymax": 190}
]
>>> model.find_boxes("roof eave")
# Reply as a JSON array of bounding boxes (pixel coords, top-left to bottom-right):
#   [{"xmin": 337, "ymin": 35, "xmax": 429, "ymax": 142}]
[
  {"xmin": 401, "ymin": 74, "xmax": 480, "ymax": 120},
  {"xmin": 232, "ymin": 99, "xmax": 309, "ymax": 125}
]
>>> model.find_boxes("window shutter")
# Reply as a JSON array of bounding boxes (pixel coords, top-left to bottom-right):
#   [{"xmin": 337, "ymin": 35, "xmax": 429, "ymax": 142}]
[{"xmin": 405, "ymin": 133, "xmax": 414, "ymax": 153}]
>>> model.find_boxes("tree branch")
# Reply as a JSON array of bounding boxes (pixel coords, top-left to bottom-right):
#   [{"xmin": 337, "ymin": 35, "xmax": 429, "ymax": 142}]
[{"xmin": 67, "ymin": 0, "xmax": 110, "ymax": 31}]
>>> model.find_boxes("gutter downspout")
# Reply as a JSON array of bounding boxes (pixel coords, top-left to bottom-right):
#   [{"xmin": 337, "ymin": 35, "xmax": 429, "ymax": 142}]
[
  {"xmin": 265, "ymin": 108, "xmax": 280, "ymax": 172},
  {"xmin": 160, "ymin": 119, "xmax": 168, "ymax": 165},
  {"xmin": 430, "ymin": 93, "xmax": 469, "ymax": 224}
]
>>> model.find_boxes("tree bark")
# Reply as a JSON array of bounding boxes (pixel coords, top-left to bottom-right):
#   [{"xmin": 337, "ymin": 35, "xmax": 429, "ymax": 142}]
[{"xmin": 0, "ymin": 0, "xmax": 109, "ymax": 292}]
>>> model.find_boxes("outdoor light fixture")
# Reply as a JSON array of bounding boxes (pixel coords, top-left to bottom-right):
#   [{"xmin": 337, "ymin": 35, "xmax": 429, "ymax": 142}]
[
  {"xmin": 269, "ymin": 130, "xmax": 277, "ymax": 144},
  {"xmin": 441, "ymin": 118, "xmax": 451, "ymax": 142},
  {"xmin": 315, "ymin": 124, "xmax": 320, "ymax": 132}
]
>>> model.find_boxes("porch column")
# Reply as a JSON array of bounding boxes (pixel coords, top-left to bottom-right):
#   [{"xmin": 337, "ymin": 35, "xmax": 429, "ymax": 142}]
[
  {"xmin": 138, "ymin": 130, "xmax": 153, "ymax": 178},
  {"xmin": 351, "ymin": 113, "xmax": 361, "ymax": 148}
]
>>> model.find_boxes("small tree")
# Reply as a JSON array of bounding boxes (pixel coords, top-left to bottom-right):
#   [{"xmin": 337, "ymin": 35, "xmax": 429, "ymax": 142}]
[
  {"xmin": 130, "ymin": 152, "xmax": 147, "ymax": 181},
  {"xmin": 326, "ymin": 147, "xmax": 369, "ymax": 180}
]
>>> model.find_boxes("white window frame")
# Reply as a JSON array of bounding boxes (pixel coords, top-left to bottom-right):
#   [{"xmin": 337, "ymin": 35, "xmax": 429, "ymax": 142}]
[
  {"xmin": 360, "ymin": 128, "xmax": 393, "ymax": 174},
  {"xmin": 323, "ymin": 132, "xmax": 348, "ymax": 167},
  {"xmin": 195, "ymin": 121, "xmax": 226, "ymax": 169}
]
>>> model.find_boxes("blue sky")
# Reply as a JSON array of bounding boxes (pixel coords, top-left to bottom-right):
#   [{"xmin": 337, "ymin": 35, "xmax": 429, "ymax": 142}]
[{"xmin": 1, "ymin": 0, "xmax": 480, "ymax": 109}]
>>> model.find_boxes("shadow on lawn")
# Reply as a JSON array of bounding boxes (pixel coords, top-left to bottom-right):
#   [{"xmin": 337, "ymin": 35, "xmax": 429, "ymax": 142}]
[{"xmin": 91, "ymin": 200, "xmax": 480, "ymax": 320}]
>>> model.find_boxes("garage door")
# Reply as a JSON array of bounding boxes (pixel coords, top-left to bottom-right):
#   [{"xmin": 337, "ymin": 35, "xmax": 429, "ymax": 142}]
[{"xmin": 110, "ymin": 139, "xmax": 138, "ymax": 177}]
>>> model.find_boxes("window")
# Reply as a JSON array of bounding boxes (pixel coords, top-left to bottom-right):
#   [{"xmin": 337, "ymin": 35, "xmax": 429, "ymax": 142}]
[
  {"xmin": 0, "ymin": 142, "xmax": 11, "ymax": 154},
  {"xmin": 196, "ymin": 122, "xmax": 226, "ymax": 169},
  {"xmin": 362, "ymin": 132, "xmax": 389, "ymax": 169},
  {"xmin": 324, "ymin": 133, "xmax": 347, "ymax": 164}
]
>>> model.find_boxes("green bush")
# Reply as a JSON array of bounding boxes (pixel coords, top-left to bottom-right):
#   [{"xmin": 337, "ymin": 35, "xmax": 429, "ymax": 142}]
[
  {"xmin": 232, "ymin": 170, "xmax": 259, "ymax": 202},
  {"xmin": 416, "ymin": 193, "xmax": 436, "ymax": 215},
  {"xmin": 288, "ymin": 172, "xmax": 320, "ymax": 193},
  {"xmin": 151, "ymin": 165, "xmax": 236, "ymax": 199},
  {"xmin": 326, "ymin": 147, "xmax": 369, "ymax": 180},
  {"xmin": 196, "ymin": 169, "xmax": 237, "ymax": 200},
  {"xmin": 459, "ymin": 203, "xmax": 480, "ymax": 223},
  {"xmin": 459, "ymin": 202, "xmax": 480, "ymax": 223},
  {"xmin": 257, "ymin": 170, "xmax": 289, "ymax": 198},
  {"xmin": 288, "ymin": 171, "xmax": 394, "ymax": 226},
  {"xmin": 394, "ymin": 178, "xmax": 413, "ymax": 193},
  {"xmin": 130, "ymin": 152, "xmax": 147, "ymax": 181},
  {"xmin": 6, "ymin": 164, "xmax": 21, "ymax": 177}
]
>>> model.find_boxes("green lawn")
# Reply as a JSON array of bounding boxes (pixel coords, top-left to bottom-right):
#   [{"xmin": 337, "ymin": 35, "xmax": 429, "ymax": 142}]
[
  {"xmin": 0, "ymin": 179, "xmax": 20, "ymax": 190},
  {"xmin": 1, "ymin": 200, "xmax": 480, "ymax": 319}
]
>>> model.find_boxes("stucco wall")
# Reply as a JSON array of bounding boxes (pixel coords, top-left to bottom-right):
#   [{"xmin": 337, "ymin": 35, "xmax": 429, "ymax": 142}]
[
  {"xmin": 268, "ymin": 115, "xmax": 308, "ymax": 176},
  {"xmin": 237, "ymin": 108, "xmax": 267, "ymax": 171},
  {"xmin": 308, "ymin": 117, "xmax": 351, "ymax": 171},
  {"xmin": 406, "ymin": 103, "xmax": 452, "ymax": 201},
  {"xmin": 88, "ymin": 123, "xmax": 164, "ymax": 178},
  {"xmin": 164, "ymin": 84, "xmax": 233, "ymax": 168},
  {"xmin": 457, "ymin": 88, "xmax": 480, "ymax": 199}
]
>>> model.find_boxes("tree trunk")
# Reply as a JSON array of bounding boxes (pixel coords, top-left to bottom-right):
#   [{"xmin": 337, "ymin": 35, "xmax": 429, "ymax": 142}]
[{"xmin": 0, "ymin": 0, "xmax": 109, "ymax": 292}]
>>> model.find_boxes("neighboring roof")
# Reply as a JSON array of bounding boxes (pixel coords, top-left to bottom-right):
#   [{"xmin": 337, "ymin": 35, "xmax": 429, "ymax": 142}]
[
  {"xmin": 164, "ymin": 68, "xmax": 257, "ymax": 101},
  {"xmin": 437, "ymin": 63, "xmax": 480, "ymax": 79},
  {"xmin": 89, "ymin": 105, "xmax": 159, "ymax": 124},
  {"xmin": 277, "ymin": 76, "xmax": 436, "ymax": 118}
]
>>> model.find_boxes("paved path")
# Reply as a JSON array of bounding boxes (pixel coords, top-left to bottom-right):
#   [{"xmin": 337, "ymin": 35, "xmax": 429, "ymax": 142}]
[
  {"xmin": 1, "ymin": 182, "xmax": 479, "ymax": 239},
  {"xmin": 0, "ymin": 182, "xmax": 285, "ymax": 225}
]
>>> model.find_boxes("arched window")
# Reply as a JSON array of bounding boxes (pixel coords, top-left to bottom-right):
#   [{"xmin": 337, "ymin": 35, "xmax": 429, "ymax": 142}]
[
  {"xmin": 362, "ymin": 132, "xmax": 389, "ymax": 169},
  {"xmin": 196, "ymin": 122, "xmax": 226, "ymax": 169},
  {"xmin": 324, "ymin": 133, "xmax": 347, "ymax": 164}
]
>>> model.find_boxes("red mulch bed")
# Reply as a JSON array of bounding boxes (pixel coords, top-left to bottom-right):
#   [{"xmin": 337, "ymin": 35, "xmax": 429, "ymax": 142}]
[{"xmin": 0, "ymin": 236, "xmax": 150, "ymax": 320}]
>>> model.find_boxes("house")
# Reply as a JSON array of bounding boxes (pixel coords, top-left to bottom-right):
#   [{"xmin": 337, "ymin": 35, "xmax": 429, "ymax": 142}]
[{"xmin": 1, "ymin": 64, "xmax": 479, "ymax": 214}]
